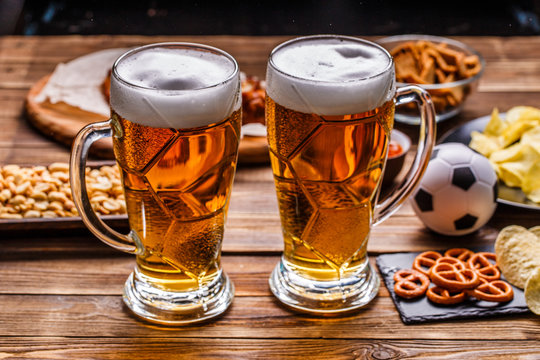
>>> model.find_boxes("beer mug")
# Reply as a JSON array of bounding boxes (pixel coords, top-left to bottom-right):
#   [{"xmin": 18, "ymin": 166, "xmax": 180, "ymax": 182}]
[
  {"xmin": 70, "ymin": 43, "xmax": 241, "ymax": 325},
  {"xmin": 266, "ymin": 35, "xmax": 436, "ymax": 314}
]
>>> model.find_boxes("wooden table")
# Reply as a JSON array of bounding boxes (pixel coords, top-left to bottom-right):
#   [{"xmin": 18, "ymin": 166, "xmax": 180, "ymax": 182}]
[{"xmin": 0, "ymin": 35, "xmax": 539, "ymax": 359}]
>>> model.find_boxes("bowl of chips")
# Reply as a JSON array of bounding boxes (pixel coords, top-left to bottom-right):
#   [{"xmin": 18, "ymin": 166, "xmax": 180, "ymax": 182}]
[{"xmin": 379, "ymin": 35, "xmax": 485, "ymax": 124}]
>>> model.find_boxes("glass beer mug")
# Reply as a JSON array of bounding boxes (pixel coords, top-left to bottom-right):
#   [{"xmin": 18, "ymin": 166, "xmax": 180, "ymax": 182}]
[
  {"xmin": 70, "ymin": 43, "xmax": 242, "ymax": 325},
  {"xmin": 265, "ymin": 35, "xmax": 436, "ymax": 314}
]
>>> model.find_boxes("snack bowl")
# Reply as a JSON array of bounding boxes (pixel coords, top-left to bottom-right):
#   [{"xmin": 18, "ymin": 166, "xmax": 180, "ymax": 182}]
[
  {"xmin": 378, "ymin": 34, "xmax": 485, "ymax": 124},
  {"xmin": 383, "ymin": 129, "xmax": 411, "ymax": 187}
]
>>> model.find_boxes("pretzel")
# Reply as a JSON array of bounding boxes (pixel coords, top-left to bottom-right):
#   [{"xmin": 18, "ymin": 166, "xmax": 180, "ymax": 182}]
[
  {"xmin": 444, "ymin": 248, "xmax": 474, "ymax": 262},
  {"xmin": 413, "ymin": 251, "xmax": 442, "ymax": 276},
  {"xmin": 472, "ymin": 279, "xmax": 514, "ymax": 302},
  {"xmin": 434, "ymin": 256, "xmax": 467, "ymax": 271},
  {"xmin": 393, "ymin": 269, "xmax": 430, "ymax": 299},
  {"xmin": 429, "ymin": 262, "xmax": 479, "ymax": 291},
  {"xmin": 467, "ymin": 252, "xmax": 500, "ymax": 281},
  {"xmin": 426, "ymin": 286, "xmax": 467, "ymax": 305}
]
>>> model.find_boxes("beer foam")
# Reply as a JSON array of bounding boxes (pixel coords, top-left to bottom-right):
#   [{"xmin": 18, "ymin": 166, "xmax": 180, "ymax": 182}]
[
  {"xmin": 266, "ymin": 37, "xmax": 395, "ymax": 115},
  {"xmin": 111, "ymin": 46, "xmax": 240, "ymax": 128}
]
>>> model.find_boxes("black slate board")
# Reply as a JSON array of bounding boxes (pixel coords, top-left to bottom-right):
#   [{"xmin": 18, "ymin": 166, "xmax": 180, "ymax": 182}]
[{"xmin": 376, "ymin": 246, "xmax": 530, "ymax": 324}]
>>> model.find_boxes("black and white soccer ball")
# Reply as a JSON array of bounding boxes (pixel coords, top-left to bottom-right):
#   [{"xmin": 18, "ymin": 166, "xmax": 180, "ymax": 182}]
[{"xmin": 411, "ymin": 142, "xmax": 498, "ymax": 236}]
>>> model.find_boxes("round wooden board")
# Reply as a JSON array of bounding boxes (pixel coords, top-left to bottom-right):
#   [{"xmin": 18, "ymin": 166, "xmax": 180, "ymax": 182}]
[{"xmin": 25, "ymin": 74, "xmax": 269, "ymax": 163}]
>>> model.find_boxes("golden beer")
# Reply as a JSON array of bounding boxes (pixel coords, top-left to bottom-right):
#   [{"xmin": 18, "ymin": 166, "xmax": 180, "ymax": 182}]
[
  {"xmin": 70, "ymin": 42, "xmax": 241, "ymax": 324},
  {"xmin": 267, "ymin": 97, "xmax": 393, "ymax": 281},
  {"xmin": 266, "ymin": 35, "xmax": 436, "ymax": 314},
  {"xmin": 112, "ymin": 109, "xmax": 241, "ymax": 291}
]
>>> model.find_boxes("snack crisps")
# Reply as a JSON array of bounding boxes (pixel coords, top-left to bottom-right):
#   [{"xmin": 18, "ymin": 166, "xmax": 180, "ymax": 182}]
[
  {"xmin": 525, "ymin": 267, "xmax": 540, "ymax": 315},
  {"xmin": 469, "ymin": 106, "xmax": 540, "ymax": 203},
  {"xmin": 391, "ymin": 40, "xmax": 482, "ymax": 112},
  {"xmin": 494, "ymin": 225, "xmax": 540, "ymax": 289}
]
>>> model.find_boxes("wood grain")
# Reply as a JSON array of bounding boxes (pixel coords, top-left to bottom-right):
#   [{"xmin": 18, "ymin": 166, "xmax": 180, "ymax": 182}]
[
  {"xmin": 1, "ymin": 35, "xmax": 539, "ymax": 359},
  {"xmin": 0, "ymin": 338, "xmax": 538, "ymax": 359}
]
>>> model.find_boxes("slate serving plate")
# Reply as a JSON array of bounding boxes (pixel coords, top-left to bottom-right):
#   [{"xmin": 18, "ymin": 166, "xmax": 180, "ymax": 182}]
[{"xmin": 376, "ymin": 246, "xmax": 529, "ymax": 324}]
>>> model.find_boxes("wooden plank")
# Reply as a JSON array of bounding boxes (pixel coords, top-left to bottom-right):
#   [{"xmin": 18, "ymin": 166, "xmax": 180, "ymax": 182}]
[
  {"xmin": 0, "ymin": 338, "xmax": 538, "ymax": 359},
  {"xmin": 0, "ymin": 294, "xmax": 536, "ymax": 340}
]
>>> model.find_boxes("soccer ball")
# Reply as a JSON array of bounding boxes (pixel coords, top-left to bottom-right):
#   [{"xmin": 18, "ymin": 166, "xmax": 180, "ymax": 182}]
[{"xmin": 411, "ymin": 142, "xmax": 498, "ymax": 236}]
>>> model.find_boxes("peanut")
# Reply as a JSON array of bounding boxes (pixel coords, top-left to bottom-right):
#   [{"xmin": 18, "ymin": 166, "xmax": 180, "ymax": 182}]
[{"xmin": 0, "ymin": 163, "xmax": 126, "ymax": 219}]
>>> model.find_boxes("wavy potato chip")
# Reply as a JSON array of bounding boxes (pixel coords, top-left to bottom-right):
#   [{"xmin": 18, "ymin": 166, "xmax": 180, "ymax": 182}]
[
  {"xmin": 495, "ymin": 225, "xmax": 540, "ymax": 289},
  {"xmin": 524, "ymin": 267, "xmax": 540, "ymax": 315}
]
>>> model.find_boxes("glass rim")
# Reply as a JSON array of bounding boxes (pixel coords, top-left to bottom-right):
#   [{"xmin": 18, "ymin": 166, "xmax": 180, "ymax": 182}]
[
  {"xmin": 112, "ymin": 42, "xmax": 239, "ymax": 93},
  {"xmin": 268, "ymin": 34, "xmax": 394, "ymax": 84}
]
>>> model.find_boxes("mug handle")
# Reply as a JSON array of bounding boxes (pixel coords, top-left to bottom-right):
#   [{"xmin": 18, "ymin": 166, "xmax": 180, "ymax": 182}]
[
  {"xmin": 373, "ymin": 85, "xmax": 436, "ymax": 225},
  {"xmin": 69, "ymin": 119, "xmax": 143, "ymax": 254}
]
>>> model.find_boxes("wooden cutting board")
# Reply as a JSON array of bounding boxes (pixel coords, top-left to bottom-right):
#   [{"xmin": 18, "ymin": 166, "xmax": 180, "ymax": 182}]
[{"xmin": 25, "ymin": 74, "xmax": 269, "ymax": 163}]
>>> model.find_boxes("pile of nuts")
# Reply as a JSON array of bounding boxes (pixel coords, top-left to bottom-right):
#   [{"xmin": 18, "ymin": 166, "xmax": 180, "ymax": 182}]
[{"xmin": 0, "ymin": 163, "xmax": 126, "ymax": 219}]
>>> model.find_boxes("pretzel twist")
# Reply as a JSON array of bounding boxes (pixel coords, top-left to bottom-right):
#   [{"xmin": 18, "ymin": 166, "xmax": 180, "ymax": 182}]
[
  {"xmin": 413, "ymin": 251, "xmax": 442, "ymax": 276},
  {"xmin": 444, "ymin": 248, "xmax": 474, "ymax": 262},
  {"xmin": 467, "ymin": 252, "xmax": 500, "ymax": 281},
  {"xmin": 426, "ymin": 286, "xmax": 467, "ymax": 305},
  {"xmin": 429, "ymin": 262, "xmax": 479, "ymax": 291},
  {"xmin": 434, "ymin": 256, "xmax": 467, "ymax": 271},
  {"xmin": 393, "ymin": 269, "xmax": 430, "ymax": 299},
  {"xmin": 472, "ymin": 279, "xmax": 514, "ymax": 302}
]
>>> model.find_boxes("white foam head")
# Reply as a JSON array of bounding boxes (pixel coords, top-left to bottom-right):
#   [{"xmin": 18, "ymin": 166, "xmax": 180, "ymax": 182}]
[
  {"xmin": 110, "ymin": 43, "xmax": 240, "ymax": 128},
  {"xmin": 266, "ymin": 36, "xmax": 395, "ymax": 116}
]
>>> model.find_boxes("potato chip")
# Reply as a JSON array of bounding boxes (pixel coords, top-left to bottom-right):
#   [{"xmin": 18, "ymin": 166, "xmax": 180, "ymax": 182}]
[
  {"xmin": 495, "ymin": 225, "xmax": 540, "ymax": 289},
  {"xmin": 529, "ymin": 226, "xmax": 540, "ymax": 238},
  {"xmin": 524, "ymin": 267, "xmax": 540, "ymax": 315},
  {"xmin": 522, "ymin": 161, "xmax": 540, "ymax": 203},
  {"xmin": 469, "ymin": 106, "xmax": 540, "ymax": 203}
]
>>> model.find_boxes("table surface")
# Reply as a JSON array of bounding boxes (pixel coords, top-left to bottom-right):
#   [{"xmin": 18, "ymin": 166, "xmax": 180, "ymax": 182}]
[{"xmin": 0, "ymin": 35, "xmax": 539, "ymax": 359}]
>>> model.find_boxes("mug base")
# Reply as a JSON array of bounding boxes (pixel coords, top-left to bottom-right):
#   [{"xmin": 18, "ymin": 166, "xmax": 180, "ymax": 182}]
[
  {"xmin": 123, "ymin": 267, "xmax": 234, "ymax": 325},
  {"xmin": 269, "ymin": 256, "xmax": 379, "ymax": 315}
]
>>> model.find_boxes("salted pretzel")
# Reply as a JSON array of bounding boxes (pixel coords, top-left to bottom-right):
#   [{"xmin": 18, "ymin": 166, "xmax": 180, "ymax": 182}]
[
  {"xmin": 426, "ymin": 286, "xmax": 467, "ymax": 305},
  {"xmin": 434, "ymin": 256, "xmax": 467, "ymax": 271},
  {"xmin": 472, "ymin": 279, "xmax": 513, "ymax": 302},
  {"xmin": 393, "ymin": 269, "xmax": 430, "ymax": 299},
  {"xmin": 444, "ymin": 248, "xmax": 474, "ymax": 262},
  {"xmin": 429, "ymin": 262, "xmax": 479, "ymax": 291},
  {"xmin": 413, "ymin": 251, "xmax": 442, "ymax": 276},
  {"xmin": 467, "ymin": 252, "xmax": 500, "ymax": 281}
]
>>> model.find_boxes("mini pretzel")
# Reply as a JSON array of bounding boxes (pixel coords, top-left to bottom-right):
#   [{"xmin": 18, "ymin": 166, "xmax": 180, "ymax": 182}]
[
  {"xmin": 444, "ymin": 248, "xmax": 474, "ymax": 262},
  {"xmin": 429, "ymin": 262, "xmax": 479, "ymax": 291},
  {"xmin": 393, "ymin": 269, "xmax": 430, "ymax": 299},
  {"xmin": 467, "ymin": 252, "xmax": 500, "ymax": 281},
  {"xmin": 413, "ymin": 251, "xmax": 442, "ymax": 276},
  {"xmin": 426, "ymin": 286, "xmax": 467, "ymax": 305},
  {"xmin": 434, "ymin": 256, "xmax": 466, "ymax": 271},
  {"xmin": 472, "ymin": 279, "xmax": 514, "ymax": 302}
]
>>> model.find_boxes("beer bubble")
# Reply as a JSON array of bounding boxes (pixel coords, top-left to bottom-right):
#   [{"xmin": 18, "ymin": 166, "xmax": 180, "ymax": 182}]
[
  {"xmin": 111, "ymin": 45, "xmax": 240, "ymax": 129},
  {"xmin": 267, "ymin": 36, "xmax": 395, "ymax": 116}
]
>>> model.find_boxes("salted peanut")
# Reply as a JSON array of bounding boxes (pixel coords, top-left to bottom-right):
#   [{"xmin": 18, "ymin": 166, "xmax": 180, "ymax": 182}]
[
  {"xmin": 48, "ymin": 162, "xmax": 69, "ymax": 172},
  {"xmin": 51, "ymin": 171, "xmax": 69, "ymax": 182},
  {"xmin": 89, "ymin": 181, "xmax": 112, "ymax": 192},
  {"xmin": 48, "ymin": 201, "xmax": 64, "ymax": 212},
  {"xmin": 9, "ymin": 195, "xmax": 26, "ymax": 206},
  {"xmin": 63, "ymin": 199, "xmax": 75, "ymax": 211},
  {"xmin": 0, "ymin": 189, "xmax": 12, "ymax": 202},
  {"xmin": 15, "ymin": 181, "xmax": 31, "ymax": 195},
  {"xmin": 3, "ymin": 165, "xmax": 21, "ymax": 176},
  {"xmin": 30, "ymin": 191, "xmax": 47, "ymax": 201},
  {"xmin": 41, "ymin": 210, "xmax": 58, "ymax": 218},
  {"xmin": 90, "ymin": 195, "xmax": 109, "ymax": 203},
  {"xmin": 34, "ymin": 201, "xmax": 49, "ymax": 211},
  {"xmin": 0, "ymin": 213, "xmax": 23, "ymax": 219},
  {"xmin": 23, "ymin": 210, "xmax": 41, "ymax": 218},
  {"xmin": 32, "ymin": 165, "xmax": 47, "ymax": 174},
  {"xmin": 102, "ymin": 199, "xmax": 121, "ymax": 212},
  {"xmin": 35, "ymin": 183, "xmax": 52, "ymax": 193},
  {"xmin": 48, "ymin": 191, "xmax": 68, "ymax": 203}
]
